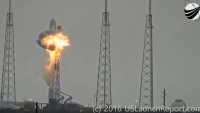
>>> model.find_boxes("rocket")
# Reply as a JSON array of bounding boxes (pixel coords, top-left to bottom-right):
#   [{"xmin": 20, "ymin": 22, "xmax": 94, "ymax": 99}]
[
  {"xmin": 50, "ymin": 19, "xmax": 56, "ymax": 29},
  {"xmin": 50, "ymin": 19, "xmax": 62, "ymax": 32}
]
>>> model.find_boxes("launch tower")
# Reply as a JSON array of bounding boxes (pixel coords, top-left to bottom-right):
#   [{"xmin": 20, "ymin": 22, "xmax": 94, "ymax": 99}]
[
  {"xmin": 48, "ymin": 44, "xmax": 61, "ymax": 105},
  {"xmin": 54, "ymin": 52, "xmax": 61, "ymax": 101}
]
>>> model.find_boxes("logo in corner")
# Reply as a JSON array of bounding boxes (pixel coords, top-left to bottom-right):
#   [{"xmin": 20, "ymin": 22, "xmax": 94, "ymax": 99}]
[{"xmin": 184, "ymin": 1, "xmax": 200, "ymax": 21}]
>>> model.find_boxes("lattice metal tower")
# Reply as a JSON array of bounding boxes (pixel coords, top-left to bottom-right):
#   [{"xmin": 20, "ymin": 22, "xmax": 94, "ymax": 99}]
[
  {"xmin": 54, "ymin": 52, "xmax": 60, "ymax": 100},
  {"xmin": 1, "ymin": 0, "xmax": 16, "ymax": 102},
  {"xmin": 96, "ymin": 0, "xmax": 111, "ymax": 108},
  {"xmin": 139, "ymin": 0, "xmax": 153, "ymax": 108},
  {"xmin": 48, "ymin": 52, "xmax": 61, "ymax": 102}
]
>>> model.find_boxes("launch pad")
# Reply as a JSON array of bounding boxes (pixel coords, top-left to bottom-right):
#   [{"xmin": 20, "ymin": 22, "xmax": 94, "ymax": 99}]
[
  {"xmin": 45, "ymin": 90, "xmax": 82, "ymax": 110},
  {"xmin": 37, "ymin": 19, "xmax": 81, "ymax": 110}
]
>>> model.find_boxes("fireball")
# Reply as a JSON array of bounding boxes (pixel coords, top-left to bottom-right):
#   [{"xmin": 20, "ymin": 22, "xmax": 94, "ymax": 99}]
[{"xmin": 40, "ymin": 32, "xmax": 70, "ymax": 73}]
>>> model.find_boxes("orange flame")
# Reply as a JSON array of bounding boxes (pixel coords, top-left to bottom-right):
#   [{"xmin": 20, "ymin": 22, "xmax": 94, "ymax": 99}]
[{"xmin": 40, "ymin": 32, "xmax": 70, "ymax": 72}]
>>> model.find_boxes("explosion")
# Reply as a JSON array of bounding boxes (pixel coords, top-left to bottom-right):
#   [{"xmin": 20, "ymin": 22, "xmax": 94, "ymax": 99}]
[
  {"xmin": 42, "ymin": 32, "xmax": 70, "ymax": 71},
  {"xmin": 37, "ymin": 19, "xmax": 70, "ymax": 86}
]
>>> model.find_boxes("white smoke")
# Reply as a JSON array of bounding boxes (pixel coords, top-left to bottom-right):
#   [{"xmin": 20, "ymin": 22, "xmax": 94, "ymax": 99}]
[
  {"xmin": 42, "ymin": 65, "xmax": 54, "ymax": 86},
  {"xmin": 43, "ymin": 73, "xmax": 53, "ymax": 86}
]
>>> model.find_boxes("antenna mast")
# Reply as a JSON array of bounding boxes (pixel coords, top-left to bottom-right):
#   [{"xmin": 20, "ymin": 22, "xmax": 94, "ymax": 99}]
[
  {"xmin": 9, "ymin": 0, "xmax": 11, "ymax": 13},
  {"xmin": 149, "ymin": 0, "xmax": 151, "ymax": 15},
  {"xmin": 105, "ymin": 0, "xmax": 107, "ymax": 12},
  {"xmin": 162, "ymin": 89, "xmax": 167, "ymax": 106}
]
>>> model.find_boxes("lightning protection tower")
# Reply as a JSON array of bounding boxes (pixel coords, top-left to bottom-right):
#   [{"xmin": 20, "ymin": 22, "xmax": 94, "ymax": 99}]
[
  {"xmin": 1, "ymin": 0, "xmax": 16, "ymax": 102},
  {"xmin": 139, "ymin": 0, "xmax": 153, "ymax": 108},
  {"xmin": 96, "ymin": 0, "xmax": 112, "ymax": 108}
]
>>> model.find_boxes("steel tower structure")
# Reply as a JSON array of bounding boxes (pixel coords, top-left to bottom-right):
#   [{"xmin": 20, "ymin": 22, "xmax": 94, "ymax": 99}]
[
  {"xmin": 48, "ymin": 51, "xmax": 61, "ymax": 102},
  {"xmin": 54, "ymin": 52, "xmax": 60, "ymax": 100},
  {"xmin": 139, "ymin": 0, "xmax": 153, "ymax": 108},
  {"xmin": 1, "ymin": 0, "xmax": 16, "ymax": 102},
  {"xmin": 96, "ymin": 0, "xmax": 112, "ymax": 108}
]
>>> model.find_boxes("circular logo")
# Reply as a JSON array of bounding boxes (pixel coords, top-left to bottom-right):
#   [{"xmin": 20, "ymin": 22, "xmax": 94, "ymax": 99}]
[{"xmin": 184, "ymin": 2, "xmax": 200, "ymax": 21}]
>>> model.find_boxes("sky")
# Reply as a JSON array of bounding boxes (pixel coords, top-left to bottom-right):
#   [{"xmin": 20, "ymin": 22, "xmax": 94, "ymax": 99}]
[{"xmin": 0, "ymin": 0, "xmax": 200, "ymax": 107}]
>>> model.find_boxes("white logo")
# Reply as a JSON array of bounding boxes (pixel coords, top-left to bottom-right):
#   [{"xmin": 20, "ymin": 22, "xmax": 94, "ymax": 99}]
[{"xmin": 184, "ymin": 0, "xmax": 200, "ymax": 21}]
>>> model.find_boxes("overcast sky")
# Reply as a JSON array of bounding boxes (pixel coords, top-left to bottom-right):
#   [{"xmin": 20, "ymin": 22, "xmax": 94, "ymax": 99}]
[{"xmin": 0, "ymin": 0, "xmax": 200, "ymax": 107}]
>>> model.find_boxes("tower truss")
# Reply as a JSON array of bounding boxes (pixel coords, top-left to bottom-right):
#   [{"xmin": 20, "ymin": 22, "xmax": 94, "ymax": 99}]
[
  {"xmin": 139, "ymin": 0, "xmax": 153, "ymax": 108},
  {"xmin": 54, "ymin": 52, "xmax": 60, "ymax": 100},
  {"xmin": 48, "ymin": 51, "xmax": 60, "ymax": 102},
  {"xmin": 1, "ymin": 0, "xmax": 16, "ymax": 102},
  {"xmin": 96, "ymin": 0, "xmax": 112, "ymax": 108}
]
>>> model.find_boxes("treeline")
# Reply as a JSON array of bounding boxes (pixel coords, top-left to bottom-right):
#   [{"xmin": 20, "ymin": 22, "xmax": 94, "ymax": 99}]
[
  {"xmin": 0, "ymin": 108, "xmax": 91, "ymax": 113},
  {"xmin": 1, "ymin": 109, "xmax": 200, "ymax": 113}
]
